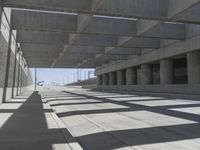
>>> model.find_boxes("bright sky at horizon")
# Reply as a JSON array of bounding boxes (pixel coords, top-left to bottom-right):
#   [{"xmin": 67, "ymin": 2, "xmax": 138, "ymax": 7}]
[{"xmin": 30, "ymin": 68, "xmax": 95, "ymax": 86}]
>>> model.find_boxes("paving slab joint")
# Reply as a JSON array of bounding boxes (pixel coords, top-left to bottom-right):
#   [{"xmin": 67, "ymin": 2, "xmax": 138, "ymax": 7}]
[{"xmin": 43, "ymin": 98, "xmax": 83, "ymax": 150}]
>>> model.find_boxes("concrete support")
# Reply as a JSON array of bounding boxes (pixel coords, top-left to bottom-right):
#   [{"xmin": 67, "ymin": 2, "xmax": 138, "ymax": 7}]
[
  {"xmin": 160, "ymin": 59, "xmax": 173, "ymax": 84},
  {"xmin": 97, "ymin": 75, "xmax": 103, "ymax": 85},
  {"xmin": 17, "ymin": 53, "xmax": 21, "ymax": 96},
  {"xmin": 21, "ymin": 70, "xmax": 24, "ymax": 93},
  {"xmin": 117, "ymin": 70, "xmax": 126, "ymax": 85},
  {"xmin": 102, "ymin": 74, "xmax": 109, "ymax": 85},
  {"xmin": 187, "ymin": 51, "xmax": 200, "ymax": 84},
  {"xmin": 141, "ymin": 64, "xmax": 152, "ymax": 85},
  {"xmin": 11, "ymin": 44, "xmax": 18, "ymax": 98},
  {"xmin": 126, "ymin": 67, "xmax": 137, "ymax": 85},
  {"xmin": 2, "ymin": 26, "xmax": 12, "ymax": 103},
  {"xmin": 109, "ymin": 72, "xmax": 117, "ymax": 85},
  {"xmin": 20, "ymin": 63, "xmax": 23, "ymax": 94},
  {"xmin": 136, "ymin": 67, "xmax": 141, "ymax": 85},
  {"xmin": 0, "ymin": 8, "xmax": 4, "ymax": 104}
]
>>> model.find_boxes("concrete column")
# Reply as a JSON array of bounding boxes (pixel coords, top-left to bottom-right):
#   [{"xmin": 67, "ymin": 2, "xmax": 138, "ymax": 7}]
[
  {"xmin": 160, "ymin": 59, "xmax": 173, "ymax": 84},
  {"xmin": 117, "ymin": 70, "xmax": 126, "ymax": 85},
  {"xmin": 137, "ymin": 67, "xmax": 141, "ymax": 85},
  {"xmin": 97, "ymin": 75, "xmax": 103, "ymax": 85},
  {"xmin": 2, "ymin": 26, "xmax": 12, "ymax": 103},
  {"xmin": 109, "ymin": 72, "xmax": 117, "ymax": 85},
  {"xmin": 11, "ymin": 44, "xmax": 18, "ymax": 98},
  {"xmin": 0, "ymin": 7, "xmax": 3, "ymax": 104},
  {"xmin": 187, "ymin": 51, "xmax": 200, "ymax": 84},
  {"xmin": 141, "ymin": 64, "xmax": 152, "ymax": 85},
  {"xmin": 17, "ymin": 53, "xmax": 21, "ymax": 96},
  {"xmin": 20, "ymin": 65, "xmax": 23, "ymax": 94},
  {"xmin": 126, "ymin": 67, "xmax": 137, "ymax": 85},
  {"xmin": 102, "ymin": 74, "xmax": 109, "ymax": 85},
  {"xmin": 22, "ymin": 70, "xmax": 24, "ymax": 93}
]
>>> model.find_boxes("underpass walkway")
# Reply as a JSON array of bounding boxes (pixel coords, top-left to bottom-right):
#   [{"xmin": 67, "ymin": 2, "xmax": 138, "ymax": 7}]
[{"xmin": 41, "ymin": 86, "xmax": 200, "ymax": 150}]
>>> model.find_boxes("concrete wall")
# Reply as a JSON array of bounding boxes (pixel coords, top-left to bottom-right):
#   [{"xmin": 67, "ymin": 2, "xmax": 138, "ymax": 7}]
[
  {"xmin": 0, "ymin": 8, "xmax": 10, "ymax": 104},
  {"xmin": 0, "ymin": 8, "xmax": 32, "ymax": 104},
  {"xmin": 0, "ymin": 33, "xmax": 9, "ymax": 103}
]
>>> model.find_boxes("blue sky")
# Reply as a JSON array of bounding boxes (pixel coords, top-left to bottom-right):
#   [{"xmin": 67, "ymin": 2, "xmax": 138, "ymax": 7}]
[{"xmin": 30, "ymin": 68, "xmax": 95, "ymax": 86}]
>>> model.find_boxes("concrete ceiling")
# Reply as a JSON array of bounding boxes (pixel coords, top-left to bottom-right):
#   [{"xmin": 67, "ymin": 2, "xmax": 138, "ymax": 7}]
[{"xmin": 2, "ymin": 0, "xmax": 200, "ymax": 68}]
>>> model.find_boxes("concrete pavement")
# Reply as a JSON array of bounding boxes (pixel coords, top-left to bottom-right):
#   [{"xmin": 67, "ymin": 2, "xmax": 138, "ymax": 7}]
[
  {"xmin": 41, "ymin": 86, "xmax": 200, "ymax": 150},
  {"xmin": 2, "ymin": 86, "xmax": 200, "ymax": 150},
  {"xmin": 0, "ymin": 90, "xmax": 82, "ymax": 150}
]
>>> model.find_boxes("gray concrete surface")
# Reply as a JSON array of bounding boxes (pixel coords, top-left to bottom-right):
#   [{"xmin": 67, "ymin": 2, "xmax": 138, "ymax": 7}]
[
  {"xmin": 3, "ymin": 1, "xmax": 200, "ymax": 68},
  {"xmin": 0, "ymin": 90, "xmax": 82, "ymax": 150},
  {"xmin": 0, "ymin": 8, "xmax": 32, "ymax": 104},
  {"xmin": 41, "ymin": 86, "xmax": 200, "ymax": 150}
]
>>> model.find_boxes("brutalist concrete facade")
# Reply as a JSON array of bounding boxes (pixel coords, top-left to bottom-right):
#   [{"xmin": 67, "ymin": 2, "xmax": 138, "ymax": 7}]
[{"xmin": 0, "ymin": 0, "xmax": 200, "ymax": 95}]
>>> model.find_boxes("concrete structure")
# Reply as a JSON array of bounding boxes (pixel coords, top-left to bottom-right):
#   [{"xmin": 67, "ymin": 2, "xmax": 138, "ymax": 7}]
[
  {"xmin": 126, "ymin": 67, "xmax": 137, "ymax": 85},
  {"xmin": 1, "ymin": 1, "xmax": 200, "ymax": 149},
  {"xmin": 0, "ymin": 7, "xmax": 32, "ymax": 104},
  {"xmin": 0, "ymin": 0, "xmax": 200, "ymax": 103}
]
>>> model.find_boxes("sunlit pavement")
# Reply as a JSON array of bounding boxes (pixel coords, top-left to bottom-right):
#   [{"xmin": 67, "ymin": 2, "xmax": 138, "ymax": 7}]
[
  {"xmin": 2, "ymin": 87, "xmax": 200, "ymax": 150},
  {"xmin": 0, "ymin": 90, "xmax": 81, "ymax": 150},
  {"xmin": 41, "ymin": 86, "xmax": 200, "ymax": 150}
]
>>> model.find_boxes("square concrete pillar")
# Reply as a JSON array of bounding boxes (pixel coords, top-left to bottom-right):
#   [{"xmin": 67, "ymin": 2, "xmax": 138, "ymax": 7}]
[
  {"xmin": 11, "ymin": 44, "xmax": 18, "ymax": 98},
  {"xmin": 126, "ymin": 67, "xmax": 137, "ymax": 85},
  {"xmin": 109, "ymin": 72, "xmax": 117, "ymax": 85},
  {"xmin": 136, "ymin": 67, "xmax": 141, "ymax": 85},
  {"xmin": 160, "ymin": 59, "xmax": 173, "ymax": 84},
  {"xmin": 17, "ymin": 53, "xmax": 21, "ymax": 96},
  {"xmin": 187, "ymin": 51, "xmax": 200, "ymax": 84},
  {"xmin": 97, "ymin": 75, "xmax": 103, "ymax": 85},
  {"xmin": 117, "ymin": 70, "xmax": 126, "ymax": 85},
  {"xmin": 102, "ymin": 74, "xmax": 109, "ymax": 85},
  {"xmin": 20, "ymin": 65, "xmax": 23, "ymax": 94},
  {"xmin": 141, "ymin": 64, "xmax": 152, "ymax": 85},
  {"xmin": 2, "ymin": 28, "xmax": 12, "ymax": 102}
]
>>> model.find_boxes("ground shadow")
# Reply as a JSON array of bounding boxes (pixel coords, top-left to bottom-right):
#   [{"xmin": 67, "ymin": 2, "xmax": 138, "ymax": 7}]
[{"xmin": 0, "ymin": 91, "xmax": 74, "ymax": 150}]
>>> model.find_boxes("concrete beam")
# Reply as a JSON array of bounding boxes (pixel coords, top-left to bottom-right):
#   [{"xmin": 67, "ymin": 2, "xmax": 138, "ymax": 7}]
[
  {"xmin": 83, "ymin": 16, "xmax": 137, "ymax": 36},
  {"xmin": 6, "ymin": 0, "xmax": 200, "ymax": 24},
  {"xmin": 5, "ymin": 0, "xmax": 92, "ymax": 12},
  {"xmin": 138, "ymin": 21, "xmax": 186, "ymax": 40},
  {"xmin": 105, "ymin": 47, "xmax": 141, "ymax": 55},
  {"xmin": 17, "ymin": 30, "xmax": 69, "ymax": 45},
  {"xmin": 96, "ymin": 54, "xmax": 127, "ymax": 60},
  {"xmin": 52, "ymin": 0, "xmax": 103, "ymax": 67},
  {"xmin": 11, "ymin": 9, "xmax": 77, "ymax": 32},
  {"xmin": 71, "ymin": 34, "xmax": 118, "ymax": 47},
  {"xmin": 118, "ymin": 37, "xmax": 160, "ymax": 49},
  {"xmin": 97, "ymin": 0, "xmax": 167, "ymax": 20},
  {"xmin": 21, "ymin": 43, "xmax": 63, "ymax": 53},
  {"xmin": 12, "ymin": 9, "xmax": 186, "ymax": 39},
  {"xmin": 67, "ymin": 46, "xmax": 104, "ymax": 54},
  {"xmin": 96, "ymin": 33, "xmax": 200, "ymax": 75},
  {"xmin": 168, "ymin": 0, "xmax": 200, "ymax": 18},
  {"xmin": 173, "ymin": 3, "xmax": 200, "ymax": 23}
]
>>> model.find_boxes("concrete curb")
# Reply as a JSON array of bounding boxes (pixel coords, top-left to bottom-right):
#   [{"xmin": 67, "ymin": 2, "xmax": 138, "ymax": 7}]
[
  {"xmin": 94, "ymin": 88, "xmax": 200, "ymax": 100},
  {"xmin": 42, "ymin": 97, "xmax": 83, "ymax": 150}
]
